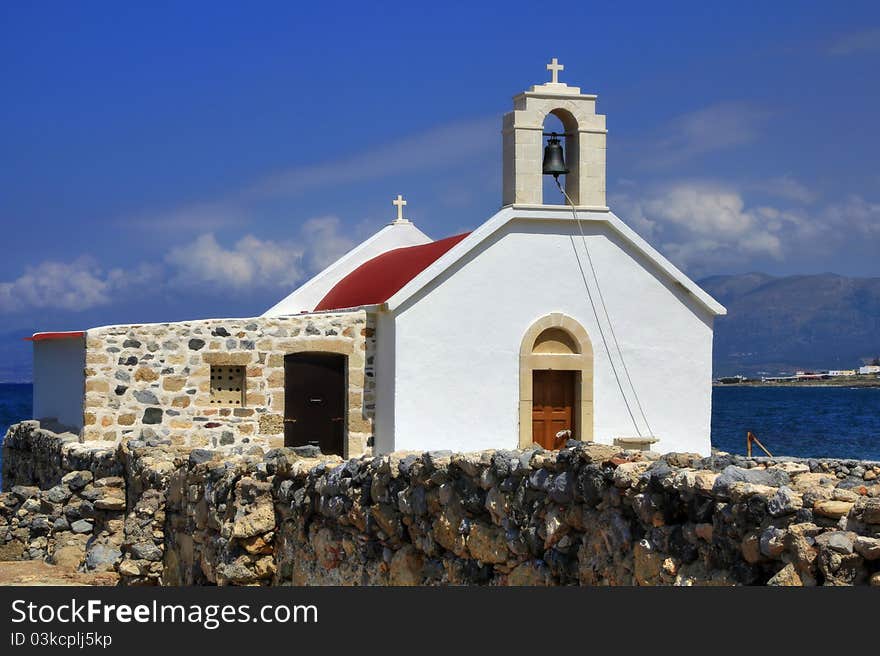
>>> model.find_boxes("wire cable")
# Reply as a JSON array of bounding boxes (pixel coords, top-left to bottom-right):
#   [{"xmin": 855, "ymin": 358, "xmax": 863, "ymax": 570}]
[
  {"xmin": 555, "ymin": 177, "xmax": 655, "ymax": 438},
  {"xmin": 554, "ymin": 178, "xmax": 641, "ymax": 436}
]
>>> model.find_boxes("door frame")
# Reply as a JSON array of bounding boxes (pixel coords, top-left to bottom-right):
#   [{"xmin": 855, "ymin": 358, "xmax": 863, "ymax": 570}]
[
  {"xmin": 519, "ymin": 313, "xmax": 593, "ymax": 447},
  {"xmin": 283, "ymin": 351, "xmax": 347, "ymax": 456},
  {"xmin": 279, "ymin": 339, "xmax": 367, "ymax": 458}
]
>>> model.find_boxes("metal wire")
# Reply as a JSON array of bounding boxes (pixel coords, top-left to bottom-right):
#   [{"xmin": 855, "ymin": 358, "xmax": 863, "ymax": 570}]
[
  {"xmin": 554, "ymin": 178, "xmax": 641, "ymax": 436},
  {"xmin": 555, "ymin": 177, "xmax": 655, "ymax": 438}
]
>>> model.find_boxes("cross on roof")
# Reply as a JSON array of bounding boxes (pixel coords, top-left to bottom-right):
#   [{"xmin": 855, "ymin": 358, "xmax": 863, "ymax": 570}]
[
  {"xmin": 546, "ymin": 57, "xmax": 564, "ymax": 84},
  {"xmin": 392, "ymin": 194, "xmax": 408, "ymax": 223}
]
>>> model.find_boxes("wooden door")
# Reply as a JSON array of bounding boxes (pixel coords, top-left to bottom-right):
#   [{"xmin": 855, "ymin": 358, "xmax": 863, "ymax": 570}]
[
  {"xmin": 532, "ymin": 370, "xmax": 576, "ymax": 450},
  {"xmin": 284, "ymin": 353, "xmax": 346, "ymax": 456}
]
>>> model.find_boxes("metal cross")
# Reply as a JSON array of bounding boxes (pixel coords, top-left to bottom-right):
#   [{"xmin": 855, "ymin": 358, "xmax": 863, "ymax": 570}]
[
  {"xmin": 546, "ymin": 57, "xmax": 564, "ymax": 84},
  {"xmin": 392, "ymin": 194, "xmax": 407, "ymax": 222}
]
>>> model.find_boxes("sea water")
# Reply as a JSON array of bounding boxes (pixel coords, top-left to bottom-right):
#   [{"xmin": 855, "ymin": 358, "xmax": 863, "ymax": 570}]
[
  {"xmin": 711, "ymin": 385, "xmax": 880, "ymax": 461},
  {"xmin": 0, "ymin": 383, "xmax": 33, "ymax": 485}
]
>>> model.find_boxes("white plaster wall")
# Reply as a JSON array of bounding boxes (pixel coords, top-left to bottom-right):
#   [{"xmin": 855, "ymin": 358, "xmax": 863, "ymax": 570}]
[
  {"xmin": 388, "ymin": 218, "xmax": 715, "ymax": 456},
  {"xmin": 264, "ymin": 222, "xmax": 432, "ymax": 316},
  {"xmin": 373, "ymin": 311, "xmax": 397, "ymax": 455},
  {"xmin": 33, "ymin": 338, "xmax": 85, "ymax": 431}
]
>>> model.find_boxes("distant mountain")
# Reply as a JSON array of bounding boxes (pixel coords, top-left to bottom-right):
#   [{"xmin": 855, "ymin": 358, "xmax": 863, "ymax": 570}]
[{"xmin": 700, "ymin": 273, "xmax": 880, "ymax": 376}]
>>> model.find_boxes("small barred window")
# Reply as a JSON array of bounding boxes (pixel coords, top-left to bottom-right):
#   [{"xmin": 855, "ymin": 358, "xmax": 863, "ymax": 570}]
[{"xmin": 210, "ymin": 365, "xmax": 245, "ymax": 405}]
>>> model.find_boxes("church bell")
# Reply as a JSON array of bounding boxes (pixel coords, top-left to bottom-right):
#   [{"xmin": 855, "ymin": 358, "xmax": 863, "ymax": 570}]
[{"xmin": 542, "ymin": 132, "xmax": 569, "ymax": 178}]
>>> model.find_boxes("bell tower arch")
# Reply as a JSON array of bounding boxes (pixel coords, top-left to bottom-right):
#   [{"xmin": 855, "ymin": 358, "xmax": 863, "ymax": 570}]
[{"xmin": 501, "ymin": 58, "xmax": 607, "ymax": 209}]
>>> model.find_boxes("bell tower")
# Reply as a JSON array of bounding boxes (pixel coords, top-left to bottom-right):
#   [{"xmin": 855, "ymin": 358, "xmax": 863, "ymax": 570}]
[{"xmin": 502, "ymin": 58, "xmax": 607, "ymax": 209}]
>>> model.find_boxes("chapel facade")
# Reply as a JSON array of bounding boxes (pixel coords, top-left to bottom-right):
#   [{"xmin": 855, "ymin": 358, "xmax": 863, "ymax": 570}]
[{"xmin": 29, "ymin": 60, "xmax": 726, "ymax": 457}]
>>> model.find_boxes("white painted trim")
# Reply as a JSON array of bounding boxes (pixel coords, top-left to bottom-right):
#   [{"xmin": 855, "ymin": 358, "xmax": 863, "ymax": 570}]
[{"xmin": 384, "ymin": 206, "xmax": 727, "ymax": 316}]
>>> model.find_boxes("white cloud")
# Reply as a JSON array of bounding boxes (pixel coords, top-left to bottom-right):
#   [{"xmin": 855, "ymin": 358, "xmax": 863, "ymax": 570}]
[
  {"xmin": 612, "ymin": 182, "xmax": 814, "ymax": 273},
  {"xmin": 645, "ymin": 184, "xmax": 756, "ymax": 238},
  {"xmin": 166, "ymin": 233, "xmax": 305, "ymax": 291},
  {"xmin": 826, "ymin": 28, "xmax": 880, "ymax": 56},
  {"xmin": 126, "ymin": 202, "xmax": 251, "ymax": 233},
  {"xmin": 613, "ymin": 177, "xmax": 880, "ymax": 274},
  {"xmin": 0, "ymin": 257, "xmax": 110, "ymax": 312},
  {"xmin": 299, "ymin": 216, "xmax": 356, "ymax": 271},
  {"xmin": 244, "ymin": 115, "xmax": 498, "ymax": 199},
  {"xmin": 0, "ymin": 258, "xmax": 161, "ymax": 313},
  {"xmin": 749, "ymin": 175, "xmax": 817, "ymax": 204},
  {"xmin": 824, "ymin": 194, "xmax": 880, "ymax": 236},
  {"xmin": 638, "ymin": 102, "xmax": 772, "ymax": 169},
  {"xmin": 164, "ymin": 216, "xmax": 354, "ymax": 291},
  {"xmin": 0, "ymin": 216, "xmax": 355, "ymax": 314}
]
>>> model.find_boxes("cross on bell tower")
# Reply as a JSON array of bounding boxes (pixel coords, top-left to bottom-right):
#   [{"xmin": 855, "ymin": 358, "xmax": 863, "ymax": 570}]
[
  {"xmin": 546, "ymin": 57, "xmax": 564, "ymax": 84},
  {"xmin": 391, "ymin": 194, "xmax": 410, "ymax": 224}
]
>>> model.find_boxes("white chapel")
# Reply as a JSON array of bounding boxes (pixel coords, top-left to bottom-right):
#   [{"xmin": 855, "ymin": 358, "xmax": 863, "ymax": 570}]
[{"xmin": 30, "ymin": 60, "xmax": 725, "ymax": 457}]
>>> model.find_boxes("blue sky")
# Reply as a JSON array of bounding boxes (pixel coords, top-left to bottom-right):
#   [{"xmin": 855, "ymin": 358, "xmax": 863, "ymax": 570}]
[{"xmin": 1, "ymin": 1, "xmax": 879, "ymax": 378}]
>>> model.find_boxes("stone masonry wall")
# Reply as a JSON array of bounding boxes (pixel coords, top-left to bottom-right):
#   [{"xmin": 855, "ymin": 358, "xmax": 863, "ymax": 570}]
[
  {"xmin": 4, "ymin": 421, "xmax": 880, "ymax": 586},
  {"xmin": 0, "ymin": 422, "xmax": 126, "ymax": 571},
  {"xmin": 82, "ymin": 311, "xmax": 375, "ymax": 457}
]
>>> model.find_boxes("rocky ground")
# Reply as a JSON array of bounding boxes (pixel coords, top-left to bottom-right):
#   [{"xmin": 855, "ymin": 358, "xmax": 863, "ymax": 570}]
[{"xmin": 0, "ymin": 560, "xmax": 118, "ymax": 586}]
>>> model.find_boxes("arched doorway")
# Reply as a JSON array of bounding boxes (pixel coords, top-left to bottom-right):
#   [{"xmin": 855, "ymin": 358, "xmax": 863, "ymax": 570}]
[{"xmin": 519, "ymin": 314, "xmax": 593, "ymax": 449}]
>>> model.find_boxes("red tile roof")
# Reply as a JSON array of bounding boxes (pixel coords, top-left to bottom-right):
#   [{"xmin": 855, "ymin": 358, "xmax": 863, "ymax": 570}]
[{"xmin": 315, "ymin": 232, "xmax": 470, "ymax": 311}]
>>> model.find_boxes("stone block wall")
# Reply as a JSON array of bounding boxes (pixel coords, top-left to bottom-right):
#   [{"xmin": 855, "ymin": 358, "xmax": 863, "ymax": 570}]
[
  {"xmin": 81, "ymin": 311, "xmax": 376, "ymax": 457},
  {"xmin": 4, "ymin": 421, "xmax": 880, "ymax": 586}
]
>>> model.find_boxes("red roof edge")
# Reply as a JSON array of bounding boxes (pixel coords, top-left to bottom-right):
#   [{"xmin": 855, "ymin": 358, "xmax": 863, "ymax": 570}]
[
  {"xmin": 25, "ymin": 331, "xmax": 86, "ymax": 342},
  {"xmin": 315, "ymin": 232, "xmax": 470, "ymax": 312}
]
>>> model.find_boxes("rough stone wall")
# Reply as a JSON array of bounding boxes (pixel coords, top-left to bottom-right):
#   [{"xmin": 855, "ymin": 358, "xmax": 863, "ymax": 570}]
[
  {"xmin": 82, "ymin": 311, "xmax": 375, "ymax": 456},
  {"xmin": 4, "ymin": 421, "xmax": 880, "ymax": 586},
  {"xmin": 0, "ymin": 421, "xmax": 126, "ymax": 571},
  {"xmin": 261, "ymin": 448, "xmax": 880, "ymax": 586}
]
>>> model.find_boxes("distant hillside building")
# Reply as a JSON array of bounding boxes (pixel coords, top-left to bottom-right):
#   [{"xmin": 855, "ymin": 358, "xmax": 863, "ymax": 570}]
[
  {"xmin": 859, "ymin": 365, "xmax": 880, "ymax": 375},
  {"xmin": 28, "ymin": 60, "xmax": 726, "ymax": 457}
]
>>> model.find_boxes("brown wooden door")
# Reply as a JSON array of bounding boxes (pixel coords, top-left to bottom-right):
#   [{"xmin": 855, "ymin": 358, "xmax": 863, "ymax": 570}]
[
  {"xmin": 284, "ymin": 353, "xmax": 346, "ymax": 456},
  {"xmin": 532, "ymin": 370, "xmax": 576, "ymax": 450}
]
